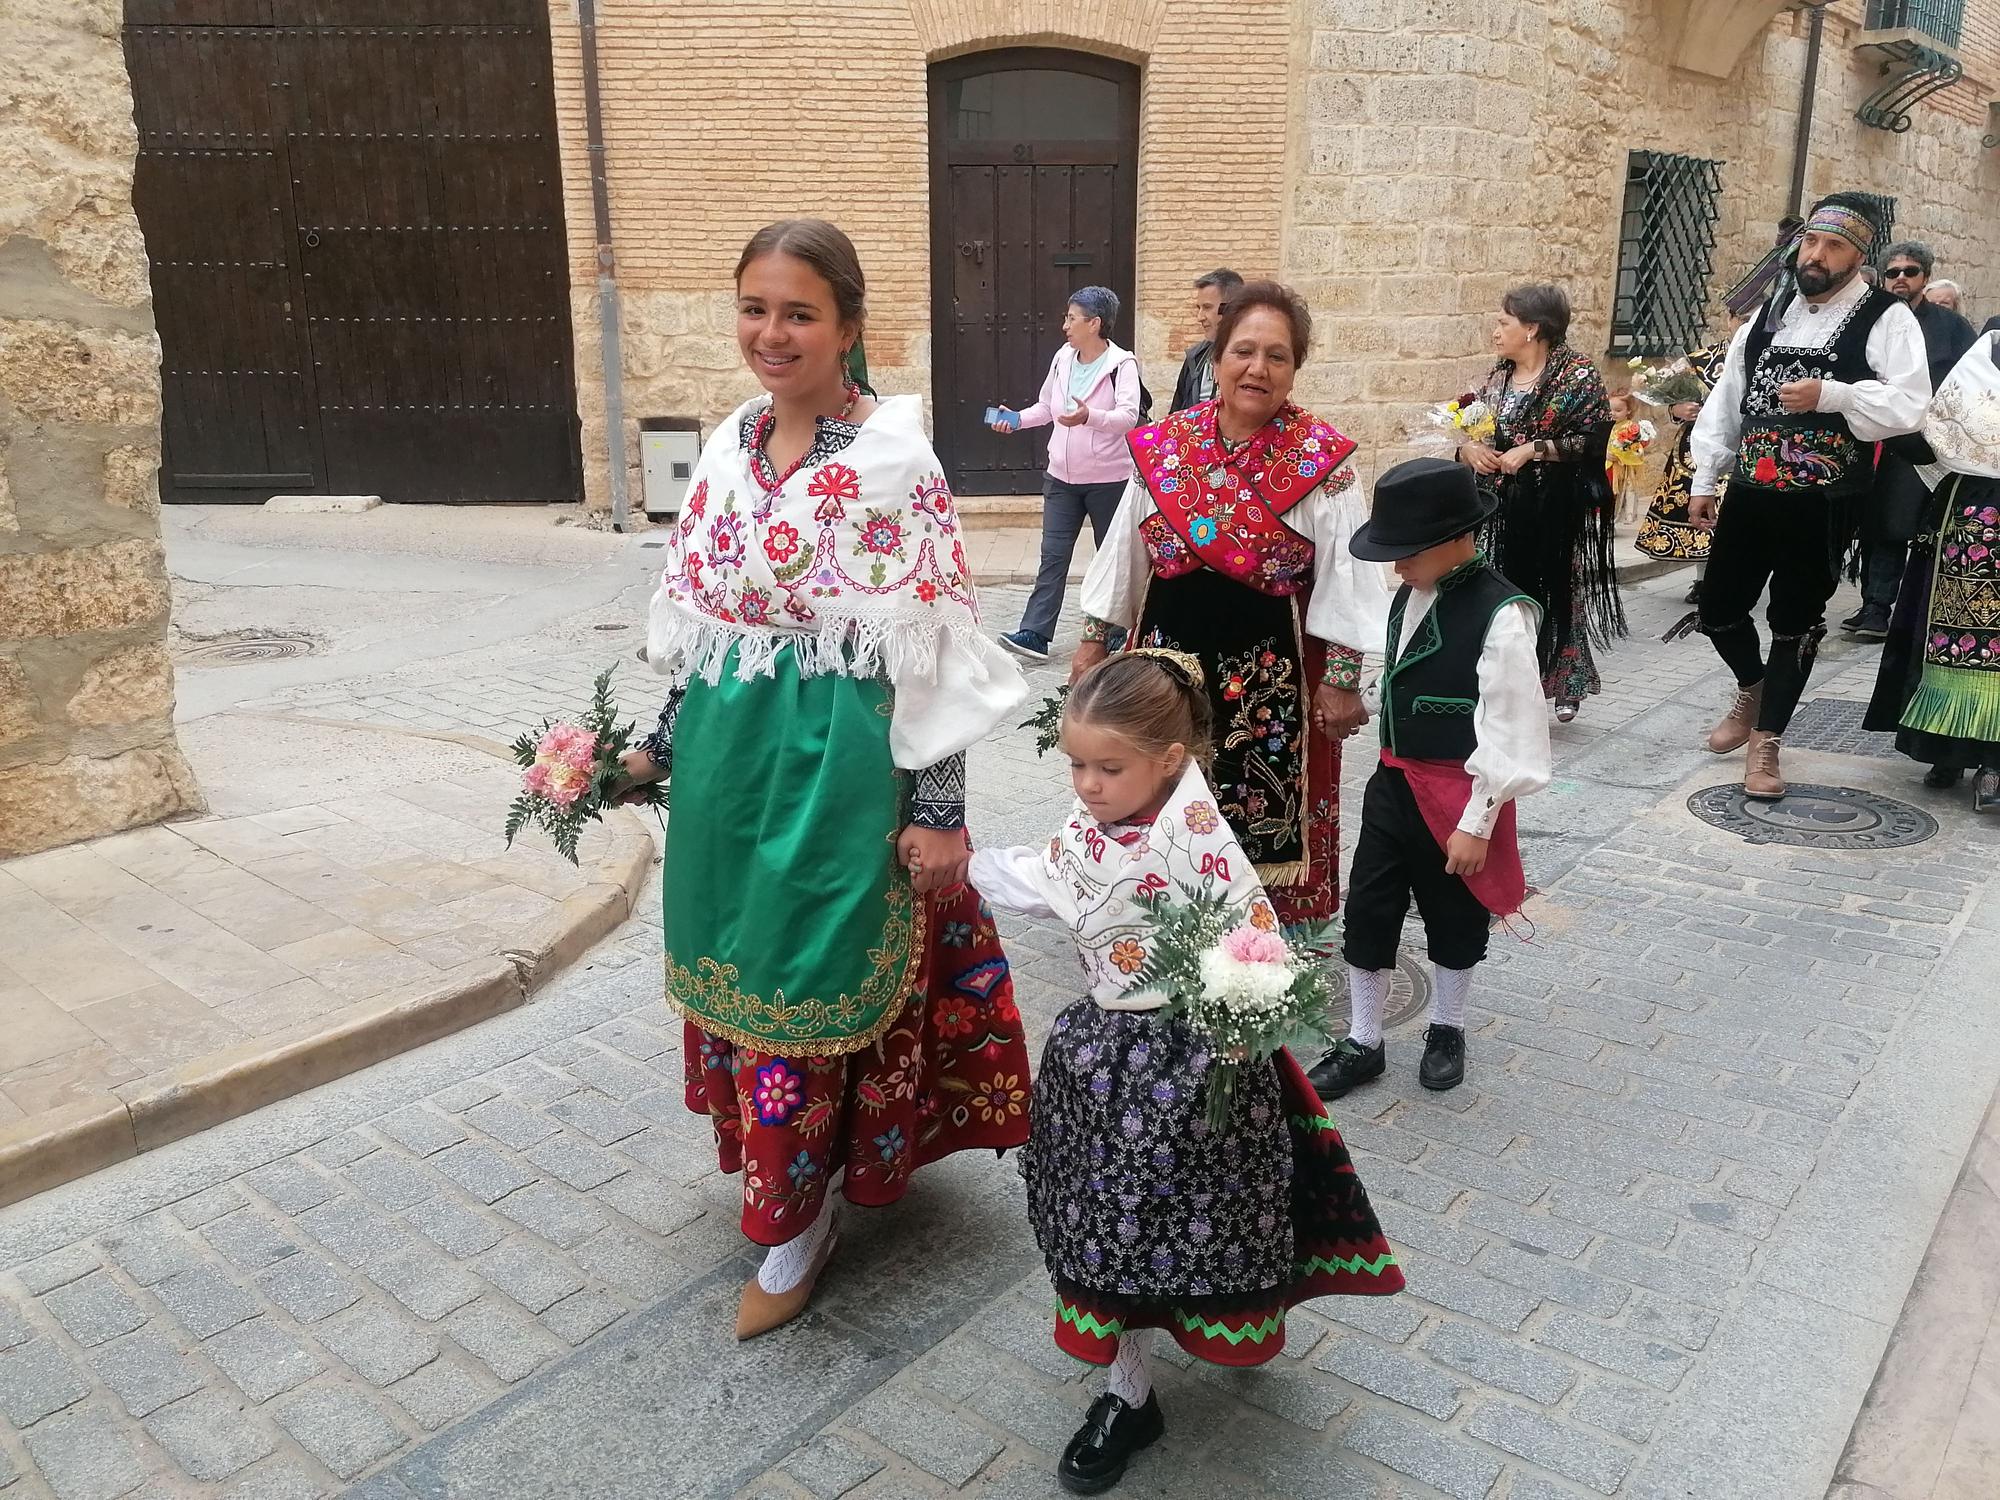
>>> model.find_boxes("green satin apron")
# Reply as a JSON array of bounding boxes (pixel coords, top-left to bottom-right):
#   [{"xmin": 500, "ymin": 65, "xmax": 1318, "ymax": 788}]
[{"xmin": 662, "ymin": 641, "xmax": 922, "ymax": 1056}]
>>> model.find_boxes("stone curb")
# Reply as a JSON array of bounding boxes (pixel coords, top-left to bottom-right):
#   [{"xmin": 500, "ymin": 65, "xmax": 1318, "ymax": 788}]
[{"xmin": 0, "ymin": 806, "xmax": 656, "ymax": 1209}]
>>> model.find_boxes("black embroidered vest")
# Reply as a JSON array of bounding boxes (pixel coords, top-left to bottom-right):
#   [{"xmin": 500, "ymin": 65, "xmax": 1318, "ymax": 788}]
[
  {"xmin": 1380, "ymin": 562, "xmax": 1535, "ymax": 762},
  {"xmin": 1733, "ymin": 285, "xmax": 1898, "ymax": 497}
]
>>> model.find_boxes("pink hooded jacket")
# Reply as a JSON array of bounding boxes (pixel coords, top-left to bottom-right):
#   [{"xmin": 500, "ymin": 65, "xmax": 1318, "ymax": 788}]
[{"xmin": 1014, "ymin": 342, "xmax": 1142, "ymax": 486}]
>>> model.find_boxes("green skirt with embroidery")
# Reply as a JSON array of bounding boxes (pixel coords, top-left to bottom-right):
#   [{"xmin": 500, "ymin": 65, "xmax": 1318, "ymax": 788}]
[{"xmin": 662, "ymin": 642, "xmax": 922, "ymax": 1057}]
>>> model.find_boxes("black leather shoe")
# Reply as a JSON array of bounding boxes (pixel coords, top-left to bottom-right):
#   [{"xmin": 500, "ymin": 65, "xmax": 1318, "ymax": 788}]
[
  {"xmin": 1848, "ymin": 609, "xmax": 1891, "ymax": 642},
  {"xmin": 1419, "ymin": 1025, "xmax": 1466, "ymax": 1092},
  {"xmin": 1975, "ymin": 769, "xmax": 2000, "ymax": 815},
  {"xmin": 1307, "ymin": 1039, "xmax": 1386, "ymax": 1100},
  {"xmin": 1924, "ymin": 764, "xmax": 1966, "ymax": 790},
  {"xmin": 1058, "ymin": 1391, "xmax": 1165, "ymax": 1495},
  {"xmin": 1682, "ymin": 579, "xmax": 1703, "ymax": 606},
  {"xmin": 1840, "ymin": 608, "xmax": 1865, "ymax": 631}
]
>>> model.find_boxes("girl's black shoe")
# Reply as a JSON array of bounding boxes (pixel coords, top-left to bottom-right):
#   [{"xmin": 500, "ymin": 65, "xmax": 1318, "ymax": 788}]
[{"xmin": 1058, "ymin": 1391, "xmax": 1165, "ymax": 1495}]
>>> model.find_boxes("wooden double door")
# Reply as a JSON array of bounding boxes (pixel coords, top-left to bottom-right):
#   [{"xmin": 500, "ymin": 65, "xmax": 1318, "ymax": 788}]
[
  {"xmin": 929, "ymin": 51, "xmax": 1140, "ymax": 496},
  {"xmin": 124, "ymin": 0, "xmax": 580, "ymax": 503}
]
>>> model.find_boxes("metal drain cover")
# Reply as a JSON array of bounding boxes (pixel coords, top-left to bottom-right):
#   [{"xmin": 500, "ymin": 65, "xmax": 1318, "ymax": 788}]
[
  {"xmin": 1687, "ymin": 782, "xmax": 1938, "ymax": 849},
  {"xmin": 1780, "ymin": 698, "xmax": 1901, "ymax": 760},
  {"xmin": 174, "ymin": 632, "xmax": 320, "ymax": 666}
]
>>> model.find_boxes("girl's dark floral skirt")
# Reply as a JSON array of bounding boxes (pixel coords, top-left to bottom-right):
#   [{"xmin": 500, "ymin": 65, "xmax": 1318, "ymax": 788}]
[{"xmin": 1024, "ymin": 1000, "xmax": 1404, "ymax": 1368}]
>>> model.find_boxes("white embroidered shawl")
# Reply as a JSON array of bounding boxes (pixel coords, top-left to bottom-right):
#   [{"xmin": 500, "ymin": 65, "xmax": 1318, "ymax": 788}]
[
  {"xmin": 646, "ymin": 394, "xmax": 1026, "ymax": 767},
  {"xmin": 1920, "ymin": 331, "xmax": 2000, "ymax": 486},
  {"xmin": 1004, "ymin": 761, "xmax": 1276, "ymax": 1011}
]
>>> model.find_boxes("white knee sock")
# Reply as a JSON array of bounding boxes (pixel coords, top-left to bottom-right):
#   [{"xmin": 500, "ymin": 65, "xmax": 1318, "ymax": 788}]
[
  {"xmin": 757, "ymin": 1204, "xmax": 836, "ymax": 1293},
  {"xmin": 1346, "ymin": 966, "xmax": 1390, "ymax": 1048},
  {"xmin": 1106, "ymin": 1331, "xmax": 1152, "ymax": 1406},
  {"xmin": 1431, "ymin": 964, "xmax": 1473, "ymax": 1031}
]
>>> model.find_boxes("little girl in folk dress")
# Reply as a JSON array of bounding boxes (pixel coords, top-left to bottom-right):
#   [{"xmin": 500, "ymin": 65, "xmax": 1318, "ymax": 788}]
[{"xmin": 970, "ymin": 652, "xmax": 1404, "ymax": 1496}]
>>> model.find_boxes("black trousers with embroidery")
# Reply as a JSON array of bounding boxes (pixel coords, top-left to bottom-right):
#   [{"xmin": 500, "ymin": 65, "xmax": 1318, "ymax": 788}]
[
  {"xmin": 1342, "ymin": 764, "xmax": 1491, "ymax": 973},
  {"xmin": 1697, "ymin": 482, "xmax": 1845, "ymax": 735}
]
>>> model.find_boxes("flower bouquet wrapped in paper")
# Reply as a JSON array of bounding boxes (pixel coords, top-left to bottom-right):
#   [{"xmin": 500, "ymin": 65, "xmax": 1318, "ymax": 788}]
[
  {"xmin": 503, "ymin": 668, "xmax": 666, "ymax": 864},
  {"xmin": 1425, "ymin": 394, "xmax": 1497, "ymax": 447},
  {"xmin": 1607, "ymin": 417, "xmax": 1658, "ymax": 473},
  {"xmin": 1631, "ymin": 357, "xmax": 1706, "ymax": 410},
  {"xmin": 1125, "ymin": 891, "xmax": 1342, "ymax": 1128}
]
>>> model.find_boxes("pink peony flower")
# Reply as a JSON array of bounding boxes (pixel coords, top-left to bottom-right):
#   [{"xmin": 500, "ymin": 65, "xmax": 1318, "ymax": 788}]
[
  {"xmin": 538, "ymin": 758, "xmax": 590, "ymax": 808},
  {"xmin": 522, "ymin": 762, "xmax": 553, "ymax": 797},
  {"xmin": 1220, "ymin": 923, "xmax": 1290, "ymax": 966},
  {"xmin": 537, "ymin": 723, "xmax": 598, "ymax": 769}
]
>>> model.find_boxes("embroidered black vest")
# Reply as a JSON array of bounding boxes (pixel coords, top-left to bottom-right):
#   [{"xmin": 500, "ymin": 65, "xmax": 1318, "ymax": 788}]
[
  {"xmin": 1380, "ymin": 562, "xmax": 1534, "ymax": 761},
  {"xmin": 1733, "ymin": 286, "xmax": 1898, "ymax": 496}
]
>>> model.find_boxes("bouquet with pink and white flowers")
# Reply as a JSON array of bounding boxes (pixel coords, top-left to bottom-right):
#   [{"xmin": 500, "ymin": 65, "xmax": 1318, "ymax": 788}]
[
  {"xmin": 503, "ymin": 667, "xmax": 666, "ymax": 864},
  {"xmin": 1127, "ymin": 891, "xmax": 1342, "ymax": 1128}
]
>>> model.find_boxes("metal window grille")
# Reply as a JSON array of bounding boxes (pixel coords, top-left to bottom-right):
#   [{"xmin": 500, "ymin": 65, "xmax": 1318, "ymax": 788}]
[
  {"xmin": 1864, "ymin": 0, "xmax": 1964, "ymax": 48},
  {"xmin": 1609, "ymin": 151, "xmax": 1724, "ymax": 359},
  {"xmin": 1849, "ymin": 192, "xmax": 1899, "ymax": 260}
]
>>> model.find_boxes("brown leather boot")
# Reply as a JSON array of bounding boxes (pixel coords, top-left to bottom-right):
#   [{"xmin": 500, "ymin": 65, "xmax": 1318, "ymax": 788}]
[
  {"xmin": 1707, "ymin": 683, "xmax": 1762, "ymax": 754},
  {"xmin": 1744, "ymin": 730, "xmax": 1787, "ymax": 800}
]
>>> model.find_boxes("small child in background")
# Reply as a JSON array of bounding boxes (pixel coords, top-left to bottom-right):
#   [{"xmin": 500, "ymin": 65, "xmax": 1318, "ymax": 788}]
[
  {"xmin": 971, "ymin": 651, "xmax": 1404, "ymax": 1496},
  {"xmin": 1308, "ymin": 457, "xmax": 1552, "ymax": 1101}
]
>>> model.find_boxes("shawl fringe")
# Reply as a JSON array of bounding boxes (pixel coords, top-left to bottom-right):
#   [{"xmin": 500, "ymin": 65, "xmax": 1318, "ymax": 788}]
[{"xmin": 650, "ymin": 605, "xmax": 999, "ymax": 692}]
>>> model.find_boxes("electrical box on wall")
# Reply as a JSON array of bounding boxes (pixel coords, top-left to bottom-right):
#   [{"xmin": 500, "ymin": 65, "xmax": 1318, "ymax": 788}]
[{"xmin": 639, "ymin": 417, "xmax": 701, "ymax": 518}]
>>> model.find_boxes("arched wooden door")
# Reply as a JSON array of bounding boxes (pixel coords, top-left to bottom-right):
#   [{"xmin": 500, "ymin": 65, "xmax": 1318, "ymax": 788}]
[{"xmin": 928, "ymin": 50, "xmax": 1140, "ymax": 496}]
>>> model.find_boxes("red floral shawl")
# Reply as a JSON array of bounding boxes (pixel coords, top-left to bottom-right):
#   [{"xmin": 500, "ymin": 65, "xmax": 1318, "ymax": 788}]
[{"xmin": 1128, "ymin": 400, "xmax": 1358, "ymax": 597}]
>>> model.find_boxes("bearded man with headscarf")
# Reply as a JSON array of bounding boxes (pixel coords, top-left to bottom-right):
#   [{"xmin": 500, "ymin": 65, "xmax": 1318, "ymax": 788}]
[{"xmin": 1684, "ymin": 192, "xmax": 1931, "ymax": 798}]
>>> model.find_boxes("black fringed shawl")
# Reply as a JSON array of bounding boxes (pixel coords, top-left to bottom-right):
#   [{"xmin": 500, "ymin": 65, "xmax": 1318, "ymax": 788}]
[{"xmin": 1472, "ymin": 344, "xmax": 1625, "ymax": 668}]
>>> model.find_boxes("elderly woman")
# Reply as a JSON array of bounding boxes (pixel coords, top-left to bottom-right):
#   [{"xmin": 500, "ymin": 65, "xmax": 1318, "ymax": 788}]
[
  {"xmin": 620, "ymin": 219, "xmax": 1032, "ymax": 1339},
  {"xmin": 992, "ymin": 285, "xmax": 1143, "ymax": 662},
  {"xmin": 1457, "ymin": 284, "xmax": 1618, "ymax": 721},
  {"xmin": 1072, "ymin": 280, "xmax": 1388, "ymax": 927},
  {"xmin": 1926, "ymin": 280, "xmax": 1966, "ymax": 318}
]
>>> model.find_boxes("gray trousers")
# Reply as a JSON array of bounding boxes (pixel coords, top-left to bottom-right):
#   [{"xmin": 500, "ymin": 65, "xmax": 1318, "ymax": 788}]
[{"xmin": 1017, "ymin": 476, "xmax": 1127, "ymax": 641}]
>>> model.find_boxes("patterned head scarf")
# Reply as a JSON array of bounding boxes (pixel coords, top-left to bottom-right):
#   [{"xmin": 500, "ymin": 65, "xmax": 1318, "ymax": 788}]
[{"xmin": 1804, "ymin": 194, "xmax": 1882, "ymax": 258}]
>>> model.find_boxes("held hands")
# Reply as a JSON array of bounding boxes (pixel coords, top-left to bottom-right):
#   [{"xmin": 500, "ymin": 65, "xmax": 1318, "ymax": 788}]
[
  {"xmin": 1689, "ymin": 493, "xmax": 1719, "ymax": 530},
  {"xmin": 1497, "ymin": 443, "xmax": 1539, "ymax": 475},
  {"xmin": 1445, "ymin": 830, "xmax": 1491, "ymax": 877},
  {"xmin": 611, "ymin": 747, "xmax": 667, "ymax": 806},
  {"xmin": 1056, "ymin": 399, "xmax": 1091, "ymax": 428},
  {"xmin": 1069, "ymin": 640, "xmax": 1109, "ymax": 684},
  {"xmin": 897, "ymin": 825, "xmax": 971, "ymax": 896},
  {"xmin": 1777, "ymin": 378, "xmax": 1823, "ymax": 414},
  {"xmin": 1312, "ymin": 684, "xmax": 1366, "ymax": 741}
]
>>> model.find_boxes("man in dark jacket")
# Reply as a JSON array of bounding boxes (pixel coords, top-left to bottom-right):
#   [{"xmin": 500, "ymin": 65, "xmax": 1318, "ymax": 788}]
[
  {"xmin": 1169, "ymin": 268, "xmax": 1243, "ymax": 413},
  {"xmin": 1848, "ymin": 240, "xmax": 1976, "ymax": 638}
]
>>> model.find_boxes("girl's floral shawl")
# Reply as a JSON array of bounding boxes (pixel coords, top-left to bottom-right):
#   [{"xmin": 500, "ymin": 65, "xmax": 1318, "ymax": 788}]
[
  {"xmin": 1477, "ymin": 342, "xmax": 1612, "ymax": 454},
  {"xmin": 1029, "ymin": 760, "xmax": 1275, "ymax": 1013},
  {"xmin": 647, "ymin": 394, "xmax": 989, "ymax": 687}
]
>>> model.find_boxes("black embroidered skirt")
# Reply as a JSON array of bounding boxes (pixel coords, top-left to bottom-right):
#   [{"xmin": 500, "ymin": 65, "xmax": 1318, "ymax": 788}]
[{"xmin": 1022, "ymin": 998, "xmax": 1404, "ymax": 1368}]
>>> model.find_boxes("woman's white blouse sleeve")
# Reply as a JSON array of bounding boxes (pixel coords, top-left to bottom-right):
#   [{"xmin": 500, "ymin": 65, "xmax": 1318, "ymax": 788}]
[
  {"xmin": 890, "ymin": 630, "xmax": 1028, "ymax": 770},
  {"xmin": 1301, "ymin": 470, "xmax": 1393, "ymax": 655},
  {"xmin": 1079, "ymin": 478, "xmax": 1151, "ymax": 628}
]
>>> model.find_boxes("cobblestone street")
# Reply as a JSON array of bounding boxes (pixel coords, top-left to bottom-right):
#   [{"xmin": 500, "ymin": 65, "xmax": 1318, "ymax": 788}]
[{"xmin": 3, "ymin": 533, "xmax": 1999, "ymax": 1500}]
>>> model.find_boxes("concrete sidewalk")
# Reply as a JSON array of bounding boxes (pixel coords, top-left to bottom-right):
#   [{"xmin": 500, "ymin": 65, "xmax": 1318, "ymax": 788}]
[{"xmin": 0, "ymin": 711, "xmax": 653, "ymax": 1206}]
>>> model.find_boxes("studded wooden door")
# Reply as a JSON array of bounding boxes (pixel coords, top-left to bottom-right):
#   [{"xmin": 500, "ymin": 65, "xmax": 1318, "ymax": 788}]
[
  {"xmin": 928, "ymin": 52, "xmax": 1140, "ymax": 496},
  {"xmin": 125, "ymin": 0, "xmax": 581, "ymax": 504}
]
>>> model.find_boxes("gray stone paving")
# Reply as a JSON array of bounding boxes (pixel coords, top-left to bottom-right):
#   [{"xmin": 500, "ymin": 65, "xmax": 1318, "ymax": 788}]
[{"xmin": 1, "ymin": 572, "xmax": 1998, "ymax": 1498}]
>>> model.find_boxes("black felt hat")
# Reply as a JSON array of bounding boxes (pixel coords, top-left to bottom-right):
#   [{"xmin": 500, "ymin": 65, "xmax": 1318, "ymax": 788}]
[{"xmin": 1349, "ymin": 457, "xmax": 1498, "ymax": 563}]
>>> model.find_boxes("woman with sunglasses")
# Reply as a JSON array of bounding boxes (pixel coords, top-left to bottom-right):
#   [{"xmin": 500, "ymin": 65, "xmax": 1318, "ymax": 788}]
[{"xmin": 1456, "ymin": 284, "xmax": 1619, "ymax": 722}]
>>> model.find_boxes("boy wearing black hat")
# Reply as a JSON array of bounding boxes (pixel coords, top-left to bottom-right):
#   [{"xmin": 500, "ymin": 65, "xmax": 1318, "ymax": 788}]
[{"xmin": 1308, "ymin": 457, "xmax": 1552, "ymax": 1097}]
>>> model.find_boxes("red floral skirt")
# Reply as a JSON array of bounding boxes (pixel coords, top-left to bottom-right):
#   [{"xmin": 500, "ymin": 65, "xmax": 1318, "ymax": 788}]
[{"xmin": 682, "ymin": 881, "xmax": 1032, "ymax": 1246}]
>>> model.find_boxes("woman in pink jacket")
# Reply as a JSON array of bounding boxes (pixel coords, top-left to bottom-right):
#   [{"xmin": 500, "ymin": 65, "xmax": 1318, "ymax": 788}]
[{"xmin": 992, "ymin": 286, "xmax": 1142, "ymax": 661}]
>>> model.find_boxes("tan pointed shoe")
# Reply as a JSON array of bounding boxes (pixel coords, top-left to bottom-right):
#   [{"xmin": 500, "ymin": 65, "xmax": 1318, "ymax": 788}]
[
  {"xmin": 1707, "ymin": 683, "xmax": 1762, "ymax": 755},
  {"xmin": 1744, "ymin": 730, "xmax": 1787, "ymax": 801},
  {"xmin": 735, "ymin": 1219, "xmax": 841, "ymax": 1341}
]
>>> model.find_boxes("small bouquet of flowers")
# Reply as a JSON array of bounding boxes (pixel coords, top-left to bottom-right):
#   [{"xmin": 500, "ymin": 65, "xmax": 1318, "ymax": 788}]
[
  {"xmin": 1128, "ymin": 892, "xmax": 1341, "ymax": 1129},
  {"xmin": 1427, "ymin": 394, "xmax": 1497, "ymax": 446},
  {"xmin": 1607, "ymin": 417, "xmax": 1659, "ymax": 473},
  {"xmin": 1629, "ymin": 357, "xmax": 1706, "ymax": 410},
  {"xmin": 502, "ymin": 667, "xmax": 666, "ymax": 864}
]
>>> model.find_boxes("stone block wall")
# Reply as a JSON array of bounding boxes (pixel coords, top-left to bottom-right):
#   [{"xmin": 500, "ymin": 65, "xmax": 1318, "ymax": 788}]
[
  {"xmin": 0, "ymin": 0, "xmax": 198, "ymax": 857},
  {"xmin": 1292, "ymin": 0, "xmax": 2000, "ymax": 484}
]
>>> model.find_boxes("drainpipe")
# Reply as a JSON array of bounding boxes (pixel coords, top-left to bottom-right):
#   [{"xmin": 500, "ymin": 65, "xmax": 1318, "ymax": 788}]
[
  {"xmin": 577, "ymin": 0, "xmax": 630, "ymax": 531},
  {"xmin": 1787, "ymin": 2, "xmax": 1829, "ymax": 219}
]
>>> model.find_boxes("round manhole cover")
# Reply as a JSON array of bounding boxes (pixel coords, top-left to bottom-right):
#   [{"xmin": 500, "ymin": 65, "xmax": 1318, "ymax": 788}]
[
  {"xmin": 1686, "ymin": 782, "xmax": 1938, "ymax": 849},
  {"xmin": 174, "ymin": 632, "xmax": 320, "ymax": 667}
]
